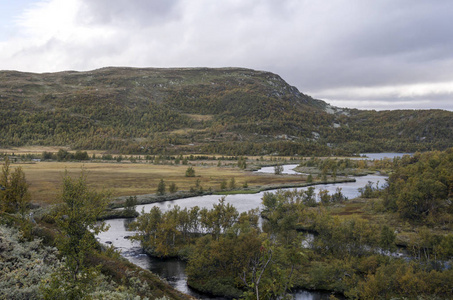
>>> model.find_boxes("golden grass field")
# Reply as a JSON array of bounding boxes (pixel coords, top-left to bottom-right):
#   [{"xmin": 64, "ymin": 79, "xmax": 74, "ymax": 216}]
[
  {"xmin": 6, "ymin": 148, "xmax": 440, "ymax": 241},
  {"xmin": 0, "ymin": 146, "xmax": 106, "ymax": 156},
  {"xmin": 11, "ymin": 161, "xmax": 306, "ymax": 206}
]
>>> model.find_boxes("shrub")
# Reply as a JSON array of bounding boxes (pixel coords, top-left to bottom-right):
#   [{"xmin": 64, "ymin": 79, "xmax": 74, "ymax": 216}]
[
  {"xmin": 185, "ymin": 167, "xmax": 195, "ymax": 177},
  {"xmin": 0, "ymin": 224, "xmax": 61, "ymax": 299}
]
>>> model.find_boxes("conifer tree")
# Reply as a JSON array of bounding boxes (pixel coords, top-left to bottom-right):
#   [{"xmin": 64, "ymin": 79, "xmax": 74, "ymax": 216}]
[
  {"xmin": 185, "ymin": 166, "xmax": 195, "ymax": 177},
  {"xmin": 0, "ymin": 157, "xmax": 30, "ymax": 215},
  {"xmin": 157, "ymin": 179, "xmax": 166, "ymax": 195},
  {"xmin": 53, "ymin": 171, "xmax": 111, "ymax": 297}
]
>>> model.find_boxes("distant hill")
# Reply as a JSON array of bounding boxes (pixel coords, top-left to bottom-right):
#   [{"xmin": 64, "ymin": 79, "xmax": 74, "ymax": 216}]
[{"xmin": 1, "ymin": 67, "xmax": 452, "ymax": 155}]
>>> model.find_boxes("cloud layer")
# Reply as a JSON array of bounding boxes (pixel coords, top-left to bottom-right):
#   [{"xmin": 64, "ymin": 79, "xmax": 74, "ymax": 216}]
[{"xmin": 1, "ymin": 0, "xmax": 452, "ymax": 110}]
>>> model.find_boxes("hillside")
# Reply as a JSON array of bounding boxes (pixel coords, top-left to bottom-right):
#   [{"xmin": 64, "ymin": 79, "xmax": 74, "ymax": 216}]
[{"xmin": 1, "ymin": 67, "xmax": 452, "ymax": 155}]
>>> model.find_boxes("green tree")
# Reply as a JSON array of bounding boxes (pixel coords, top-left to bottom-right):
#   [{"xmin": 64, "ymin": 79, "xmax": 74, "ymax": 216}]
[
  {"xmin": 238, "ymin": 157, "xmax": 247, "ymax": 169},
  {"xmin": 157, "ymin": 179, "xmax": 166, "ymax": 195},
  {"xmin": 53, "ymin": 171, "xmax": 111, "ymax": 297},
  {"xmin": 56, "ymin": 149, "xmax": 72, "ymax": 161},
  {"xmin": 303, "ymin": 186, "xmax": 317, "ymax": 207},
  {"xmin": 169, "ymin": 182, "xmax": 178, "ymax": 193},
  {"xmin": 331, "ymin": 187, "xmax": 346, "ymax": 203},
  {"xmin": 42, "ymin": 151, "xmax": 54, "ymax": 160},
  {"xmin": 1, "ymin": 157, "xmax": 12, "ymax": 212},
  {"xmin": 0, "ymin": 157, "xmax": 31, "ymax": 215},
  {"xmin": 185, "ymin": 166, "xmax": 195, "ymax": 177},
  {"xmin": 385, "ymin": 150, "xmax": 453, "ymax": 221},
  {"xmin": 228, "ymin": 177, "xmax": 236, "ymax": 190},
  {"xmin": 274, "ymin": 164, "xmax": 284, "ymax": 175},
  {"xmin": 124, "ymin": 195, "xmax": 137, "ymax": 214},
  {"xmin": 318, "ymin": 189, "xmax": 331, "ymax": 206},
  {"xmin": 380, "ymin": 225, "xmax": 396, "ymax": 252},
  {"xmin": 240, "ymin": 237, "xmax": 304, "ymax": 300},
  {"xmin": 220, "ymin": 179, "xmax": 227, "ymax": 190},
  {"xmin": 74, "ymin": 150, "xmax": 89, "ymax": 161},
  {"xmin": 129, "ymin": 206, "xmax": 162, "ymax": 253}
]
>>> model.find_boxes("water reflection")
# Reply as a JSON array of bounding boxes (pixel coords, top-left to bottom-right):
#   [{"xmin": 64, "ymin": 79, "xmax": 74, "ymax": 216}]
[
  {"xmin": 148, "ymin": 258, "xmax": 191, "ymax": 296},
  {"xmin": 293, "ymin": 290, "xmax": 335, "ymax": 300},
  {"xmin": 136, "ymin": 174, "xmax": 387, "ymax": 215},
  {"xmin": 255, "ymin": 164, "xmax": 300, "ymax": 174},
  {"xmin": 358, "ymin": 153, "xmax": 413, "ymax": 160}
]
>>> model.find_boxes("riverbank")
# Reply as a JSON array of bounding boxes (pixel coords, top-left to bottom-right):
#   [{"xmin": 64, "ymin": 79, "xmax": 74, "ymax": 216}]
[
  {"xmin": 18, "ymin": 160, "xmax": 314, "ymax": 207},
  {"xmin": 108, "ymin": 177, "xmax": 356, "ymax": 210},
  {"xmin": 98, "ymin": 208, "xmax": 139, "ymax": 220}
]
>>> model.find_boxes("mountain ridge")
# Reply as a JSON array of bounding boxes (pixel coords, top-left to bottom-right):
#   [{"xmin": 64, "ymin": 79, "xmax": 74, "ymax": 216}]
[{"xmin": 1, "ymin": 67, "xmax": 452, "ymax": 155}]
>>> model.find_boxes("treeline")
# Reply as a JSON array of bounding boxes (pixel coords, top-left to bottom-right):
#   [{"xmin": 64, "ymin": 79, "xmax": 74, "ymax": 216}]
[
  {"xmin": 36, "ymin": 150, "xmax": 284, "ymax": 164},
  {"xmin": 383, "ymin": 149, "xmax": 453, "ymax": 223},
  {"xmin": 197, "ymin": 140, "xmax": 339, "ymax": 157},
  {"xmin": 42, "ymin": 149, "xmax": 90, "ymax": 161},
  {"xmin": 0, "ymin": 94, "xmax": 197, "ymax": 148},
  {"xmin": 334, "ymin": 109, "xmax": 453, "ymax": 153},
  {"xmin": 298, "ymin": 157, "xmax": 366, "ymax": 176}
]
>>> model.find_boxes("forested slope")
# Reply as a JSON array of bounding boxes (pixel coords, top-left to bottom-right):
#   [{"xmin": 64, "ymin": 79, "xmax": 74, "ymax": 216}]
[{"xmin": 1, "ymin": 67, "xmax": 452, "ymax": 155}]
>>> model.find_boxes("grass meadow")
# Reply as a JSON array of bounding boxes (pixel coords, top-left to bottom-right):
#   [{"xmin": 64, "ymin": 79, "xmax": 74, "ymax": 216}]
[{"xmin": 13, "ymin": 161, "xmax": 307, "ymax": 206}]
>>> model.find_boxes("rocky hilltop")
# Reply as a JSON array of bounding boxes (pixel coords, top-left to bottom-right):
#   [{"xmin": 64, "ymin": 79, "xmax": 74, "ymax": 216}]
[{"xmin": 1, "ymin": 67, "xmax": 452, "ymax": 155}]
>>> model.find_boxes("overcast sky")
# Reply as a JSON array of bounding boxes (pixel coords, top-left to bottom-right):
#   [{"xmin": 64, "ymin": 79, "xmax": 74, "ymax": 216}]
[{"xmin": 1, "ymin": 0, "xmax": 452, "ymax": 111}]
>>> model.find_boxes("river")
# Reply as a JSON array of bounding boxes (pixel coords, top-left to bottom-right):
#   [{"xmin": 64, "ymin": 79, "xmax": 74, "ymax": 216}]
[
  {"xmin": 357, "ymin": 153, "xmax": 412, "ymax": 160},
  {"xmin": 97, "ymin": 160, "xmax": 392, "ymax": 299}
]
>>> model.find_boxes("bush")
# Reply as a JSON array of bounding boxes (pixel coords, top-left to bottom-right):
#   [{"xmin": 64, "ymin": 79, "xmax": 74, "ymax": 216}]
[
  {"xmin": 169, "ymin": 182, "xmax": 178, "ymax": 193},
  {"xmin": 0, "ymin": 224, "xmax": 61, "ymax": 299},
  {"xmin": 185, "ymin": 167, "xmax": 195, "ymax": 177},
  {"xmin": 274, "ymin": 164, "xmax": 284, "ymax": 175}
]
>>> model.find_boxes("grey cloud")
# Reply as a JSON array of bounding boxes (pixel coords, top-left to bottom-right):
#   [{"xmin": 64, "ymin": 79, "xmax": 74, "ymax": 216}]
[
  {"xmin": 247, "ymin": 1, "xmax": 452, "ymax": 93},
  {"xmin": 345, "ymin": 5, "xmax": 447, "ymax": 56},
  {"xmin": 4, "ymin": 0, "xmax": 453, "ymax": 111},
  {"xmin": 312, "ymin": 1, "xmax": 453, "ymax": 86},
  {"xmin": 77, "ymin": 0, "xmax": 181, "ymax": 26}
]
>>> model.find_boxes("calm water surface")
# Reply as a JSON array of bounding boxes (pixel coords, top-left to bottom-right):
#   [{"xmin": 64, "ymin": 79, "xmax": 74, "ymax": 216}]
[
  {"xmin": 255, "ymin": 164, "xmax": 300, "ymax": 174},
  {"xmin": 135, "ymin": 173, "xmax": 386, "ymax": 215},
  {"xmin": 98, "ymin": 155, "xmax": 404, "ymax": 299},
  {"xmin": 360, "ymin": 153, "xmax": 412, "ymax": 160}
]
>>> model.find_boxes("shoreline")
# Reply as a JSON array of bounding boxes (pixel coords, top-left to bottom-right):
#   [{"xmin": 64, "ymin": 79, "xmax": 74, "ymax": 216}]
[{"xmin": 107, "ymin": 177, "xmax": 357, "ymax": 211}]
